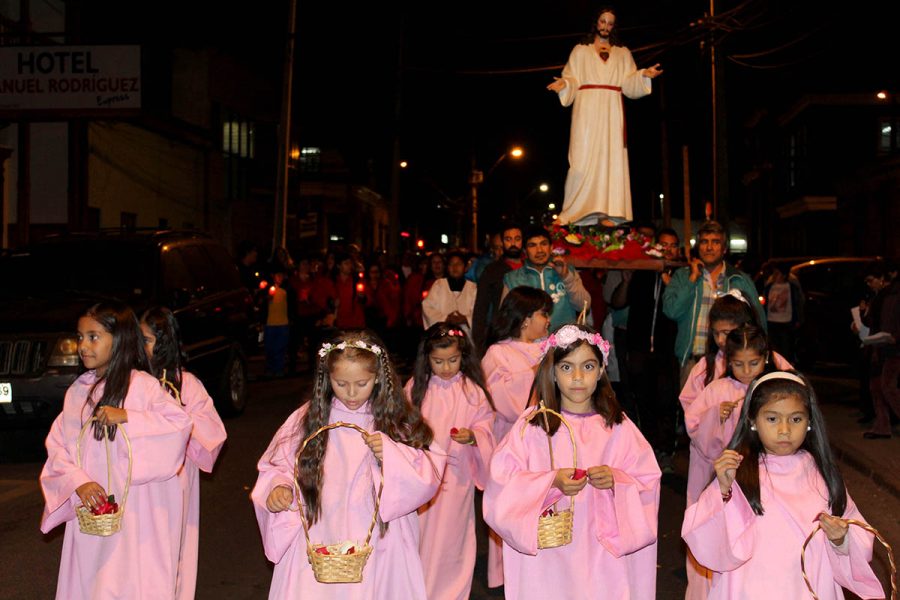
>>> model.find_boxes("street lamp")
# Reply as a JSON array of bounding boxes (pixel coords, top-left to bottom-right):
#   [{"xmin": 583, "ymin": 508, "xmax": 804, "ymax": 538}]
[{"xmin": 470, "ymin": 146, "xmax": 524, "ymax": 252}]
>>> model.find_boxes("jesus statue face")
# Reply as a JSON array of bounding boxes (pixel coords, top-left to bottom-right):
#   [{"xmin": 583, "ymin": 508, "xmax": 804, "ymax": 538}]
[{"xmin": 596, "ymin": 11, "xmax": 616, "ymax": 41}]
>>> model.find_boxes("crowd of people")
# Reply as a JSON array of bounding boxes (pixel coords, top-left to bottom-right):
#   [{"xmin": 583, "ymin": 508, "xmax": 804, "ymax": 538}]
[{"xmin": 36, "ymin": 219, "xmax": 897, "ymax": 600}]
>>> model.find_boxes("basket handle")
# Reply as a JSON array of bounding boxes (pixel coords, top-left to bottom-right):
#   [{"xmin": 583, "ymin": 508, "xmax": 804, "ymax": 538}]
[
  {"xmin": 801, "ymin": 519, "xmax": 897, "ymax": 600},
  {"xmin": 521, "ymin": 402, "xmax": 578, "ymax": 511},
  {"xmin": 75, "ymin": 417, "xmax": 133, "ymax": 510},
  {"xmin": 293, "ymin": 421, "xmax": 384, "ymax": 550}
]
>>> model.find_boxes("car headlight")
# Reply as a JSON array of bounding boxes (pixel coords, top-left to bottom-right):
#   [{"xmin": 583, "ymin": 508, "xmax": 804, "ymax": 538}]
[{"xmin": 48, "ymin": 336, "xmax": 80, "ymax": 367}]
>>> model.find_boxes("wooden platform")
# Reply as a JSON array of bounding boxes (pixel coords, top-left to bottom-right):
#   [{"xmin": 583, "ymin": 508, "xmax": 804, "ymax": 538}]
[{"xmin": 567, "ymin": 257, "xmax": 686, "ymax": 271}]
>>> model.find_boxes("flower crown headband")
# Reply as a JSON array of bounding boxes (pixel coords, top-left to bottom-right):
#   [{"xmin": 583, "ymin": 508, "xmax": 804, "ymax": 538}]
[
  {"xmin": 539, "ymin": 325, "xmax": 611, "ymax": 365},
  {"xmin": 318, "ymin": 340, "xmax": 384, "ymax": 359}
]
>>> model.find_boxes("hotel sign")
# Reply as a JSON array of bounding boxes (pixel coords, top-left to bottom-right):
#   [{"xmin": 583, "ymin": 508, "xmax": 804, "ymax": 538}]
[{"xmin": 0, "ymin": 45, "xmax": 141, "ymax": 118}]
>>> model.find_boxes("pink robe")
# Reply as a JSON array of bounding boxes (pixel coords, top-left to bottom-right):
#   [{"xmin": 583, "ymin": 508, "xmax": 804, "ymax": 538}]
[
  {"xmin": 404, "ymin": 373, "xmax": 495, "ymax": 600},
  {"xmin": 484, "ymin": 408, "xmax": 661, "ymax": 600},
  {"xmin": 40, "ymin": 370, "xmax": 192, "ymax": 600},
  {"xmin": 481, "ymin": 338, "xmax": 542, "ymax": 586},
  {"xmin": 682, "ymin": 451, "xmax": 885, "ymax": 600},
  {"xmin": 175, "ymin": 372, "xmax": 227, "ymax": 600},
  {"xmin": 252, "ymin": 398, "xmax": 446, "ymax": 599},
  {"xmin": 679, "ymin": 351, "xmax": 793, "ymax": 413},
  {"xmin": 684, "ymin": 377, "xmax": 746, "ymax": 506},
  {"xmin": 682, "ymin": 376, "xmax": 746, "ymax": 599}
]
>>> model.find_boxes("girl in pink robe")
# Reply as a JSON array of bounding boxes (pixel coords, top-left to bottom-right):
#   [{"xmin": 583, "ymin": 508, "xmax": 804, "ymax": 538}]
[
  {"xmin": 484, "ymin": 324, "xmax": 661, "ymax": 600},
  {"xmin": 40, "ymin": 302, "xmax": 192, "ymax": 600},
  {"xmin": 481, "ymin": 286, "xmax": 553, "ymax": 586},
  {"xmin": 252, "ymin": 329, "xmax": 446, "ymax": 599},
  {"xmin": 140, "ymin": 307, "xmax": 227, "ymax": 600},
  {"xmin": 405, "ymin": 323, "xmax": 495, "ymax": 600},
  {"xmin": 683, "ymin": 371, "xmax": 885, "ymax": 600},
  {"xmin": 680, "ymin": 292, "xmax": 777, "ymax": 412},
  {"xmin": 683, "ymin": 325, "xmax": 774, "ymax": 598}
]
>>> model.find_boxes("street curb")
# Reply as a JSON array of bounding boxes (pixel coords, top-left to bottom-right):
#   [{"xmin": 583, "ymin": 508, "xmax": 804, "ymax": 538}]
[{"xmin": 830, "ymin": 441, "xmax": 900, "ymax": 500}]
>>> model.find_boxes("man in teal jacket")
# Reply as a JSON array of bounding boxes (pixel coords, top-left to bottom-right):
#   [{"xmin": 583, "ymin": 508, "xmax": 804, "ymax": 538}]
[
  {"xmin": 502, "ymin": 225, "xmax": 592, "ymax": 332},
  {"xmin": 662, "ymin": 220, "xmax": 765, "ymax": 384}
]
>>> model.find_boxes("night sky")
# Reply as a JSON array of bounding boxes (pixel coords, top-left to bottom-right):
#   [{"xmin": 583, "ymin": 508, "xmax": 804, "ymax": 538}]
[{"xmin": 77, "ymin": 1, "xmax": 899, "ymax": 240}]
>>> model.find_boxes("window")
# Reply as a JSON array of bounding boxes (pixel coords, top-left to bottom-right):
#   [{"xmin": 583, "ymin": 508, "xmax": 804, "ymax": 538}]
[
  {"xmin": 120, "ymin": 212, "xmax": 137, "ymax": 232},
  {"xmin": 222, "ymin": 120, "xmax": 256, "ymax": 158},
  {"xmin": 299, "ymin": 147, "xmax": 321, "ymax": 174},
  {"xmin": 878, "ymin": 119, "xmax": 896, "ymax": 153}
]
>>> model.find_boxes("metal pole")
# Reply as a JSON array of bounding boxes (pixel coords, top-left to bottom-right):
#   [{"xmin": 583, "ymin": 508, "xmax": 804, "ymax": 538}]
[
  {"xmin": 682, "ymin": 145, "xmax": 692, "ymax": 257},
  {"xmin": 273, "ymin": 0, "xmax": 298, "ymax": 253},
  {"xmin": 709, "ymin": 0, "xmax": 718, "ymax": 220}
]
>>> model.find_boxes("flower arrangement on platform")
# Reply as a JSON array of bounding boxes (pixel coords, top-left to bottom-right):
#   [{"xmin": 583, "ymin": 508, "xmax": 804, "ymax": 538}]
[{"xmin": 549, "ymin": 223, "xmax": 664, "ymax": 262}]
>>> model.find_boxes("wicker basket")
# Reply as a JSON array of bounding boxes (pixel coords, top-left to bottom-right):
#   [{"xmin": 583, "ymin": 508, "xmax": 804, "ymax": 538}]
[
  {"xmin": 521, "ymin": 402, "xmax": 578, "ymax": 550},
  {"xmin": 74, "ymin": 418, "xmax": 132, "ymax": 537},
  {"xmin": 801, "ymin": 519, "xmax": 897, "ymax": 599},
  {"xmin": 294, "ymin": 421, "xmax": 383, "ymax": 584}
]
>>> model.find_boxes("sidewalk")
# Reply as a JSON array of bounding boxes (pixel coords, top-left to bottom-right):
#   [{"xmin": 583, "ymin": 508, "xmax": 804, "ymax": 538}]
[{"xmin": 810, "ymin": 372, "xmax": 900, "ymax": 499}]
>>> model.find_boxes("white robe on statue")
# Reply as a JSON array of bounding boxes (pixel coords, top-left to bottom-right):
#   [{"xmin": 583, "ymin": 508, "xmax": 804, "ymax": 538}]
[{"xmin": 555, "ymin": 43, "xmax": 652, "ymax": 225}]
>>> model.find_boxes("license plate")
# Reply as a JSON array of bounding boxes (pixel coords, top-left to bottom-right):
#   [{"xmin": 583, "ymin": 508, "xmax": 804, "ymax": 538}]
[{"xmin": 0, "ymin": 382, "xmax": 10, "ymax": 404}]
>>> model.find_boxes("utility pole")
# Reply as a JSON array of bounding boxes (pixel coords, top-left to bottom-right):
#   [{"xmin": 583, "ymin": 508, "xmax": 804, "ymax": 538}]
[
  {"xmin": 469, "ymin": 156, "xmax": 483, "ymax": 253},
  {"xmin": 709, "ymin": 0, "xmax": 728, "ymax": 223},
  {"xmin": 273, "ymin": 0, "xmax": 298, "ymax": 253},
  {"xmin": 388, "ymin": 13, "xmax": 404, "ymax": 258}
]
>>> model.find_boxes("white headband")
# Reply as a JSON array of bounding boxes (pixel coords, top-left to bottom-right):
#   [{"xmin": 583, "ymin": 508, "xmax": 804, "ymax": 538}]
[
  {"xmin": 718, "ymin": 288, "xmax": 750, "ymax": 306},
  {"xmin": 751, "ymin": 371, "xmax": 806, "ymax": 387}
]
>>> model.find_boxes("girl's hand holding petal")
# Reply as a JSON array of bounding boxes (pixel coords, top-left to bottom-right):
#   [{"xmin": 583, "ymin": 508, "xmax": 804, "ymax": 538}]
[
  {"xmin": 553, "ymin": 468, "xmax": 588, "ymax": 496},
  {"xmin": 817, "ymin": 513, "xmax": 849, "ymax": 546},
  {"xmin": 363, "ymin": 432, "xmax": 383, "ymax": 462},
  {"xmin": 266, "ymin": 484, "xmax": 294, "ymax": 513},
  {"xmin": 76, "ymin": 481, "xmax": 107, "ymax": 512},
  {"xmin": 95, "ymin": 406, "xmax": 128, "ymax": 427},
  {"xmin": 587, "ymin": 465, "xmax": 615, "ymax": 489},
  {"xmin": 714, "ymin": 449, "xmax": 743, "ymax": 494},
  {"xmin": 450, "ymin": 427, "xmax": 476, "ymax": 445}
]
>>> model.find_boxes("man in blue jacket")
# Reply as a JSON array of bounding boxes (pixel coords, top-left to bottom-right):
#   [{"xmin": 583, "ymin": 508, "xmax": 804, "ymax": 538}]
[
  {"xmin": 662, "ymin": 220, "xmax": 765, "ymax": 385},
  {"xmin": 502, "ymin": 225, "xmax": 592, "ymax": 332}
]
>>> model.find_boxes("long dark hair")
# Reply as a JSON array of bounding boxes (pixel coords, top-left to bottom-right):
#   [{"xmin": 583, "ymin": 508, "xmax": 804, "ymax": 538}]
[
  {"xmin": 723, "ymin": 325, "xmax": 774, "ymax": 381},
  {"xmin": 409, "ymin": 323, "xmax": 494, "ymax": 410},
  {"xmin": 703, "ymin": 292, "xmax": 760, "ymax": 385},
  {"xmin": 530, "ymin": 325, "xmax": 623, "ymax": 435},
  {"xmin": 80, "ymin": 301, "xmax": 150, "ymax": 440},
  {"xmin": 485, "ymin": 286, "xmax": 553, "ymax": 348},
  {"xmin": 296, "ymin": 329, "xmax": 434, "ymax": 526},
  {"xmin": 139, "ymin": 306, "xmax": 187, "ymax": 405},
  {"xmin": 580, "ymin": 6, "xmax": 622, "ymax": 47},
  {"xmin": 726, "ymin": 371, "xmax": 846, "ymax": 516}
]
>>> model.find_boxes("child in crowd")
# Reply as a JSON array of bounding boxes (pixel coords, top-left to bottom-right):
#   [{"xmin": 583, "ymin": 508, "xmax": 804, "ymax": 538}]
[
  {"xmin": 682, "ymin": 325, "xmax": 774, "ymax": 598},
  {"xmin": 139, "ymin": 306, "xmax": 227, "ymax": 600},
  {"xmin": 405, "ymin": 323, "xmax": 495, "ymax": 600},
  {"xmin": 480, "ymin": 285, "xmax": 554, "ymax": 587},
  {"xmin": 680, "ymin": 291, "xmax": 792, "ymax": 415},
  {"xmin": 264, "ymin": 267, "xmax": 293, "ymax": 377},
  {"xmin": 484, "ymin": 324, "xmax": 661, "ymax": 600},
  {"xmin": 252, "ymin": 330, "xmax": 446, "ymax": 599},
  {"xmin": 40, "ymin": 302, "xmax": 192, "ymax": 599},
  {"xmin": 682, "ymin": 372, "xmax": 884, "ymax": 599}
]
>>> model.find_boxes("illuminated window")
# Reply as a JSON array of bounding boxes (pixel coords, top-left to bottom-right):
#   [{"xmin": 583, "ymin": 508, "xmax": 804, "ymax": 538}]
[
  {"xmin": 222, "ymin": 120, "xmax": 255, "ymax": 158},
  {"xmin": 878, "ymin": 120, "xmax": 896, "ymax": 153},
  {"xmin": 299, "ymin": 147, "xmax": 321, "ymax": 174}
]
